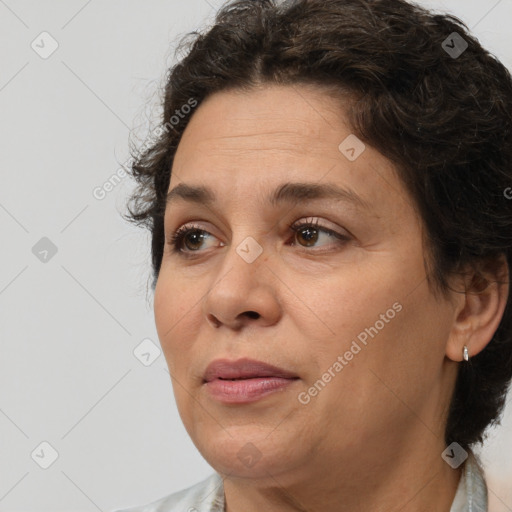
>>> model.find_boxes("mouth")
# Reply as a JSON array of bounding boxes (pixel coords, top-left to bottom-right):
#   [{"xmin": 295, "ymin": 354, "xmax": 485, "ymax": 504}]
[
  {"xmin": 203, "ymin": 357, "xmax": 299, "ymax": 382},
  {"xmin": 202, "ymin": 358, "xmax": 300, "ymax": 404}
]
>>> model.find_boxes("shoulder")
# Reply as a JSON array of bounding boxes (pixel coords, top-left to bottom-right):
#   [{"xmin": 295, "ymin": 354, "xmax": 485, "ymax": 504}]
[{"xmin": 112, "ymin": 472, "xmax": 225, "ymax": 512}]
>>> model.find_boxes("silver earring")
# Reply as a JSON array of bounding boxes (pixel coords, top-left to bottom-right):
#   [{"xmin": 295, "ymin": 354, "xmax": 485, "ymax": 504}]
[{"xmin": 463, "ymin": 345, "xmax": 469, "ymax": 362}]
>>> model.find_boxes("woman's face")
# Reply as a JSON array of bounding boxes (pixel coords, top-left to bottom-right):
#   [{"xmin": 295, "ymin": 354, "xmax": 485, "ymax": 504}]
[{"xmin": 154, "ymin": 84, "xmax": 460, "ymax": 482}]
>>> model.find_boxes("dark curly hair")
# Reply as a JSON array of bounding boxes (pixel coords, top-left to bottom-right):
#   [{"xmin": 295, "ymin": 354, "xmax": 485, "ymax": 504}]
[{"xmin": 123, "ymin": 0, "xmax": 512, "ymax": 449}]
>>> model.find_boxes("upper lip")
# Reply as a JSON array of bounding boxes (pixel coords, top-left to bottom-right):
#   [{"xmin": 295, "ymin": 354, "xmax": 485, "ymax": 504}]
[{"xmin": 203, "ymin": 357, "xmax": 299, "ymax": 382}]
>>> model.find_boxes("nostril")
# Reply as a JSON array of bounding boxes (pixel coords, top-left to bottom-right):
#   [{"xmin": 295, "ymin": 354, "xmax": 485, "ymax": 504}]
[
  {"xmin": 207, "ymin": 314, "xmax": 221, "ymax": 328},
  {"xmin": 245, "ymin": 311, "xmax": 259, "ymax": 319}
]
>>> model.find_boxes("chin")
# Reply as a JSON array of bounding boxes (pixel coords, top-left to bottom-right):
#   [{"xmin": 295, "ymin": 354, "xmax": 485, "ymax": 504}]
[{"xmin": 191, "ymin": 425, "xmax": 297, "ymax": 479}]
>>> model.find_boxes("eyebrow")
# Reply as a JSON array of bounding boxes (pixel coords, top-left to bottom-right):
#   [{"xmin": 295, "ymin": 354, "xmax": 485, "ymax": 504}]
[{"xmin": 165, "ymin": 181, "xmax": 372, "ymax": 212}]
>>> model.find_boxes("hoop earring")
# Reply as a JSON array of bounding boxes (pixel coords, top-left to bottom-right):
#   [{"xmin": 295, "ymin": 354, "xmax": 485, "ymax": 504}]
[{"xmin": 463, "ymin": 345, "xmax": 469, "ymax": 362}]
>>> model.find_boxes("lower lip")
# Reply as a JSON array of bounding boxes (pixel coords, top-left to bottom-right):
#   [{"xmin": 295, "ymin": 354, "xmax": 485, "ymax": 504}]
[{"xmin": 204, "ymin": 377, "xmax": 299, "ymax": 404}]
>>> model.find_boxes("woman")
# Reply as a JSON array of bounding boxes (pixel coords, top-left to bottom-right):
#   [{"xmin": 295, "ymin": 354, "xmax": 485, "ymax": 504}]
[{"xmin": 117, "ymin": 0, "xmax": 512, "ymax": 510}]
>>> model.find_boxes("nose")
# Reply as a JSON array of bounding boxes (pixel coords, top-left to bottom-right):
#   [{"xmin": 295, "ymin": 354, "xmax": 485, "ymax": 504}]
[{"xmin": 201, "ymin": 238, "xmax": 282, "ymax": 330}]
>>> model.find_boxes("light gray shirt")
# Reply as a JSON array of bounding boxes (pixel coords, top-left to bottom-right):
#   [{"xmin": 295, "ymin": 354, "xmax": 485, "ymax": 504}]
[{"xmin": 114, "ymin": 450, "xmax": 487, "ymax": 512}]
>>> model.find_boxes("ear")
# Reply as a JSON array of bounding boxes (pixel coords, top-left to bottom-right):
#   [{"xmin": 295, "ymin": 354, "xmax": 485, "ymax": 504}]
[{"xmin": 445, "ymin": 254, "xmax": 510, "ymax": 362}]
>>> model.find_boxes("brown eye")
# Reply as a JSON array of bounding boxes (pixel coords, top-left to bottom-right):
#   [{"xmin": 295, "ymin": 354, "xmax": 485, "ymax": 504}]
[
  {"xmin": 294, "ymin": 225, "xmax": 320, "ymax": 247},
  {"xmin": 168, "ymin": 224, "xmax": 213, "ymax": 253},
  {"xmin": 180, "ymin": 229, "xmax": 208, "ymax": 251},
  {"xmin": 289, "ymin": 218, "xmax": 349, "ymax": 250}
]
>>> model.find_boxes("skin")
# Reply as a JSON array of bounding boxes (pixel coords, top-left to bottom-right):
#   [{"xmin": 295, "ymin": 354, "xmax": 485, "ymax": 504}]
[{"xmin": 153, "ymin": 83, "xmax": 509, "ymax": 512}]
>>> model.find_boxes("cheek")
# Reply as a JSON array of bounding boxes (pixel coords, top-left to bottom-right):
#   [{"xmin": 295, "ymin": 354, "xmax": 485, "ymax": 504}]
[
  {"xmin": 153, "ymin": 274, "xmax": 199, "ymax": 370},
  {"xmin": 300, "ymin": 254, "xmax": 434, "ymax": 381},
  {"xmin": 324, "ymin": 276, "xmax": 450, "ymax": 410},
  {"xmin": 301, "ymin": 285, "xmax": 446, "ymax": 443},
  {"xmin": 301, "ymin": 261, "xmax": 405, "ymax": 340}
]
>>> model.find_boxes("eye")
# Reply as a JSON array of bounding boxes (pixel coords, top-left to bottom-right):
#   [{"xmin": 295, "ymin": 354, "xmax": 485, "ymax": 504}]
[
  {"xmin": 167, "ymin": 223, "xmax": 218, "ymax": 254},
  {"xmin": 288, "ymin": 217, "xmax": 350, "ymax": 251},
  {"xmin": 166, "ymin": 218, "xmax": 349, "ymax": 257}
]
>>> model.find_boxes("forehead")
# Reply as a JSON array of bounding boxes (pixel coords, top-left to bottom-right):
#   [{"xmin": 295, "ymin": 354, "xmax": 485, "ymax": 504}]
[
  {"xmin": 169, "ymin": 84, "xmax": 414, "ymax": 222},
  {"xmin": 176, "ymin": 84, "xmax": 350, "ymax": 154}
]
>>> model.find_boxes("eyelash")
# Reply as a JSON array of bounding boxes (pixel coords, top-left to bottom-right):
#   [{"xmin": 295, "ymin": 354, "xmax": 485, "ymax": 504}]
[{"xmin": 167, "ymin": 218, "xmax": 350, "ymax": 257}]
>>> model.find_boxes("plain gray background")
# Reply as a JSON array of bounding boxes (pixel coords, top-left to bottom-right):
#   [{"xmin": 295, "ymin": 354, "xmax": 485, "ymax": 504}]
[{"xmin": 0, "ymin": 1, "xmax": 511, "ymax": 511}]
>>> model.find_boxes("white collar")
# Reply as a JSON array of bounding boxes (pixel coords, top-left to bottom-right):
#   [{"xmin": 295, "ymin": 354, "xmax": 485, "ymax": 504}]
[{"xmin": 450, "ymin": 449, "xmax": 488, "ymax": 512}]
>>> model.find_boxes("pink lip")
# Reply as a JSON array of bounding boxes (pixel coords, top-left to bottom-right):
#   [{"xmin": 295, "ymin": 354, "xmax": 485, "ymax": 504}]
[
  {"xmin": 203, "ymin": 357, "xmax": 298, "ymax": 382},
  {"xmin": 203, "ymin": 358, "xmax": 299, "ymax": 404}
]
